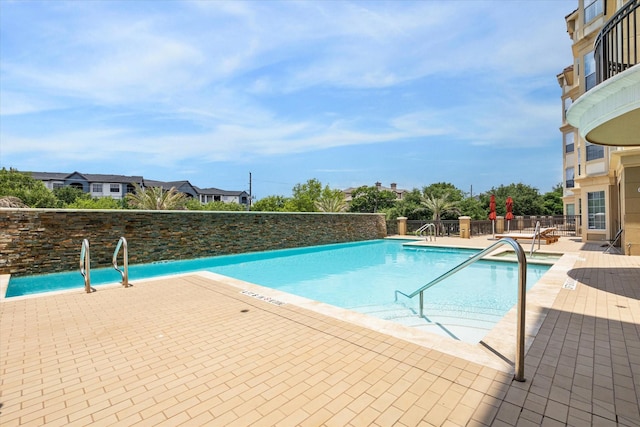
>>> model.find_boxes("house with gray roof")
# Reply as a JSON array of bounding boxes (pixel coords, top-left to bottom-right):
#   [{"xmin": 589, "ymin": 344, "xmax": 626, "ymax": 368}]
[
  {"xmin": 143, "ymin": 180, "xmax": 199, "ymax": 199},
  {"xmin": 29, "ymin": 171, "xmax": 249, "ymax": 206},
  {"xmin": 342, "ymin": 182, "xmax": 407, "ymax": 203},
  {"xmin": 31, "ymin": 171, "xmax": 144, "ymax": 200},
  {"xmin": 195, "ymin": 187, "xmax": 250, "ymax": 206}
]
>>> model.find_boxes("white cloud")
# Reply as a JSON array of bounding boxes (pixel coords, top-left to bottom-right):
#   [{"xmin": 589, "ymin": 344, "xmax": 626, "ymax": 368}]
[
  {"xmin": 0, "ymin": 0, "xmax": 574, "ymax": 194},
  {"xmin": 3, "ymin": 0, "xmax": 569, "ymax": 105},
  {"xmin": 0, "ymin": 90, "xmax": 59, "ymax": 116}
]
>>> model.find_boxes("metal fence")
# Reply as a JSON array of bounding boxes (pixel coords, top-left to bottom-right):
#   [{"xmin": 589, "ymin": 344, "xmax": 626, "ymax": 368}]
[
  {"xmin": 471, "ymin": 220, "xmax": 493, "ymax": 236},
  {"xmin": 405, "ymin": 215, "xmax": 580, "ymax": 238},
  {"xmin": 504, "ymin": 215, "xmax": 580, "ymax": 237},
  {"xmin": 406, "ymin": 220, "xmax": 460, "ymax": 237}
]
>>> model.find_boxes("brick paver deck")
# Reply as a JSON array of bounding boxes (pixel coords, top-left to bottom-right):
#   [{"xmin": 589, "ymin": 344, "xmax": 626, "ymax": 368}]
[{"xmin": 1, "ymin": 237, "xmax": 639, "ymax": 426}]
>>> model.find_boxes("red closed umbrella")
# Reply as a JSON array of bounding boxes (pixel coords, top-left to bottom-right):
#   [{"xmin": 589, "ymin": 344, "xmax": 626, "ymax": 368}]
[
  {"xmin": 489, "ymin": 195, "xmax": 497, "ymax": 237},
  {"xmin": 505, "ymin": 196, "xmax": 514, "ymax": 232}
]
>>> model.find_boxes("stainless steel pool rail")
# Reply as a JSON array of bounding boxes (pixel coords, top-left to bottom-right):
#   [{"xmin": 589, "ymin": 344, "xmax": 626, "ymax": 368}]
[
  {"xmin": 530, "ymin": 221, "xmax": 541, "ymax": 256},
  {"xmin": 112, "ymin": 237, "xmax": 130, "ymax": 288},
  {"xmin": 394, "ymin": 237, "xmax": 528, "ymax": 382},
  {"xmin": 415, "ymin": 223, "xmax": 436, "ymax": 241},
  {"xmin": 79, "ymin": 239, "xmax": 94, "ymax": 293}
]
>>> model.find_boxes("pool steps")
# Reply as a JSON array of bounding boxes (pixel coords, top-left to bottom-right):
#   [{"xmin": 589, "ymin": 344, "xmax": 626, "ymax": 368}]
[
  {"xmin": 351, "ymin": 303, "xmax": 503, "ymax": 343},
  {"xmin": 393, "ymin": 237, "xmax": 528, "ymax": 381}
]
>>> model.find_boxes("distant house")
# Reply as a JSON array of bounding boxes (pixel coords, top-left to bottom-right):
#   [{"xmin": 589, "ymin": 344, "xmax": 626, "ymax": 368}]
[
  {"xmin": 29, "ymin": 171, "xmax": 249, "ymax": 206},
  {"xmin": 195, "ymin": 187, "xmax": 250, "ymax": 206},
  {"xmin": 343, "ymin": 182, "xmax": 408, "ymax": 203},
  {"xmin": 31, "ymin": 171, "xmax": 143, "ymax": 200}
]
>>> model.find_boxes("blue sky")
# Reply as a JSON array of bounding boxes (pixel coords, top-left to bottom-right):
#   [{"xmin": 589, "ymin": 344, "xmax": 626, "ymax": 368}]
[{"xmin": 0, "ymin": 0, "xmax": 575, "ymax": 200}]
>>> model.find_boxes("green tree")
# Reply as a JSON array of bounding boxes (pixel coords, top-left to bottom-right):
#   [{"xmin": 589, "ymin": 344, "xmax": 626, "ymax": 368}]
[
  {"xmin": 415, "ymin": 183, "xmax": 465, "ymax": 220},
  {"xmin": 348, "ymin": 185, "xmax": 397, "ymax": 213},
  {"xmin": 185, "ymin": 199, "xmax": 246, "ymax": 211},
  {"xmin": 67, "ymin": 197, "xmax": 124, "ymax": 209},
  {"xmin": 458, "ymin": 197, "xmax": 486, "ymax": 219},
  {"xmin": 0, "ymin": 167, "xmax": 58, "ymax": 207},
  {"xmin": 315, "ymin": 186, "xmax": 347, "ymax": 212},
  {"xmin": 541, "ymin": 184, "xmax": 563, "ymax": 215},
  {"xmin": 201, "ymin": 201, "xmax": 246, "ymax": 211},
  {"xmin": 185, "ymin": 198, "xmax": 205, "ymax": 210},
  {"xmin": 421, "ymin": 182, "xmax": 465, "ymax": 202},
  {"xmin": 380, "ymin": 189, "xmax": 424, "ymax": 220},
  {"xmin": 481, "ymin": 183, "xmax": 544, "ymax": 216},
  {"xmin": 125, "ymin": 183, "xmax": 188, "ymax": 210},
  {"xmin": 284, "ymin": 178, "xmax": 323, "ymax": 212},
  {"xmin": 251, "ymin": 195, "xmax": 289, "ymax": 212},
  {"xmin": 416, "ymin": 192, "xmax": 461, "ymax": 221},
  {"xmin": 54, "ymin": 186, "xmax": 90, "ymax": 207}
]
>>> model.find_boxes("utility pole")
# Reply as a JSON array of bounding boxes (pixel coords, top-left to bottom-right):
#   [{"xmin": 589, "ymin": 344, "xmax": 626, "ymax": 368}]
[{"xmin": 248, "ymin": 172, "xmax": 252, "ymax": 210}]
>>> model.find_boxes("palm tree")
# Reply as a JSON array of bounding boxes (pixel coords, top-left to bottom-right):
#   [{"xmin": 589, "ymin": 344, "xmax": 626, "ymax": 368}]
[
  {"xmin": 416, "ymin": 192, "xmax": 461, "ymax": 235},
  {"xmin": 416, "ymin": 192, "xmax": 460, "ymax": 221},
  {"xmin": 126, "ymin": 183, "xmax": 188, "ymax": 210},
  {"xmin": 315, "ymin": 189, "xmax": 347, "ymax": 212}
]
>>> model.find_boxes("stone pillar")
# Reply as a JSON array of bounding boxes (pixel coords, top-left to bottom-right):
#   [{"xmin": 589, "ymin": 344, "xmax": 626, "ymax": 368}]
[
  {"xmin": 397, "ymin": 217, "xmax": 408, "ymax": 236},
  {"xmin": 496, "ymin": 216, "xmax": 504, "ymax": 234},
  {"xmin": 516, "ymin": 216, "xmax": 524, "ymax": 232},
  {"xmin": 459, "ymin": 216, "xmax": 471, "ymax": 239}
]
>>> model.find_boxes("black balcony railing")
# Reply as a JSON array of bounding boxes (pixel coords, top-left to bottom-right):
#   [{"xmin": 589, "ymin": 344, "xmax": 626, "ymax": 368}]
[{"xmin": 594, "ymin": 0, "xmax": 639, "ymax": 84}]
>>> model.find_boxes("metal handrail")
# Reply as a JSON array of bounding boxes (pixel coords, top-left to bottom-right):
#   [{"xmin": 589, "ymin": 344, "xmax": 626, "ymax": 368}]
[
  {"xmin": 112, "ymin": 237, "xmax": 130, "ymax": 287},
  {"xmin": 594, "ymin": 0, "xmax": 638, "ymax": 84},
  {"xmin": 530, "ymin": 221, "xmax": 541, "ymax": 256},
  {"xmin": 79, "ymin": 239, "xmax": 94, "ymax": 293},
  {"xmin": 415, "ymin": 223, "xmax": 436, "ymax": 241},
  {"xmin": 394, "ymin": 237, "xmax": 527, "ymax": 381}
]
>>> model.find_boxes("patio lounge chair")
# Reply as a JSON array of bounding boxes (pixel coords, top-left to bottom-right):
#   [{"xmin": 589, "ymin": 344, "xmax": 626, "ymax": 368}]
[
  {"xmin": 604, "ymin": 229, "xmax": 623, "ymax": 254},
  {"xmin": 495, "ymin": 227, "xmax": 559, "ymax": 244}
]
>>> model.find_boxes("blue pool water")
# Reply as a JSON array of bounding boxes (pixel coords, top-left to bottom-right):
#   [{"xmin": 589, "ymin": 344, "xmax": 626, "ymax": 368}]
[{"xmin": 6, "ymin": 240, "xmax": 549, "ymax": 341}]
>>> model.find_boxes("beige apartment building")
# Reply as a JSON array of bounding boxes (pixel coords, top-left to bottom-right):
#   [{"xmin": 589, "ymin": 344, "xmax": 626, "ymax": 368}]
[{"xmin": 558, "ymin": 0, "xmax": 639, "ymax": 254}]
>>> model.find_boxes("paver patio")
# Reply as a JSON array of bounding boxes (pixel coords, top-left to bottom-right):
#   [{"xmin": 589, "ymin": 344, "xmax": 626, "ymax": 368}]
[{"xmin": 1, "ymin": 236, "xmax": 638, "ymax": 426}]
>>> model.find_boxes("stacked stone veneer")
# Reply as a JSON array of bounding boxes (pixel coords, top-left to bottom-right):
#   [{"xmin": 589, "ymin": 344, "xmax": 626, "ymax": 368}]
[{"xmin": 0, "ymin": 209, "xmax": 387, "ymax": 277}]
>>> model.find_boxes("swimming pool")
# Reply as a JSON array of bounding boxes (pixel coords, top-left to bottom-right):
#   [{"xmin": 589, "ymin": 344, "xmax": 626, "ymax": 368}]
[{"xmin": 6, "ymin": 239, "xmax": 549, "ymax": 342}]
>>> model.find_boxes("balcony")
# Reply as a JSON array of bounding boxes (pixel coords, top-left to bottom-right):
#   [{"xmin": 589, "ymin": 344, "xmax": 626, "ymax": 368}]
[
  {"xmin": 595, "ymin": 0, "xmax": 638, "ymax": 83},
  {"xmin": 567, "ymin": 0, "xmax": 640, "ymax": 147}
]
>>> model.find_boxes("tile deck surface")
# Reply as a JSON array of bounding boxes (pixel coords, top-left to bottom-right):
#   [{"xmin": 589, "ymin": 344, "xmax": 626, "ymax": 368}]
[{"xmin": 1, "ymin": 236, "xmax": 639, "ymax": 426}]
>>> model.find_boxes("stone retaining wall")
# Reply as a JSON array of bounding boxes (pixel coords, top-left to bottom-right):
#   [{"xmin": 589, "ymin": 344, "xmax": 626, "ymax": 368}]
[{"xmin": 0, "ymin": 209, "xmax": 387, "ymax": 277}]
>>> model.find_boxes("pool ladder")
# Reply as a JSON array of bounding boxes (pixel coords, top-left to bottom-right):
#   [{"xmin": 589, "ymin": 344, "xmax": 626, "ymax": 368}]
[
  {"xmin": 79, "ymin": 239, "xmax": 94, "ymax": 293},
  {"xmin": 113, "ymin": 237, "xmax": 130, "ymax": 288},
  {"xmin": 415, "ymin": 223, "xmax": 436, "ymax": 241},
  {"xmin": 79, "ymin": 237, "xmax": 130, "ymax": 292},
  {"xmin": 394, "ymin": 237, "xmax": 528, "ymax": 382}
]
